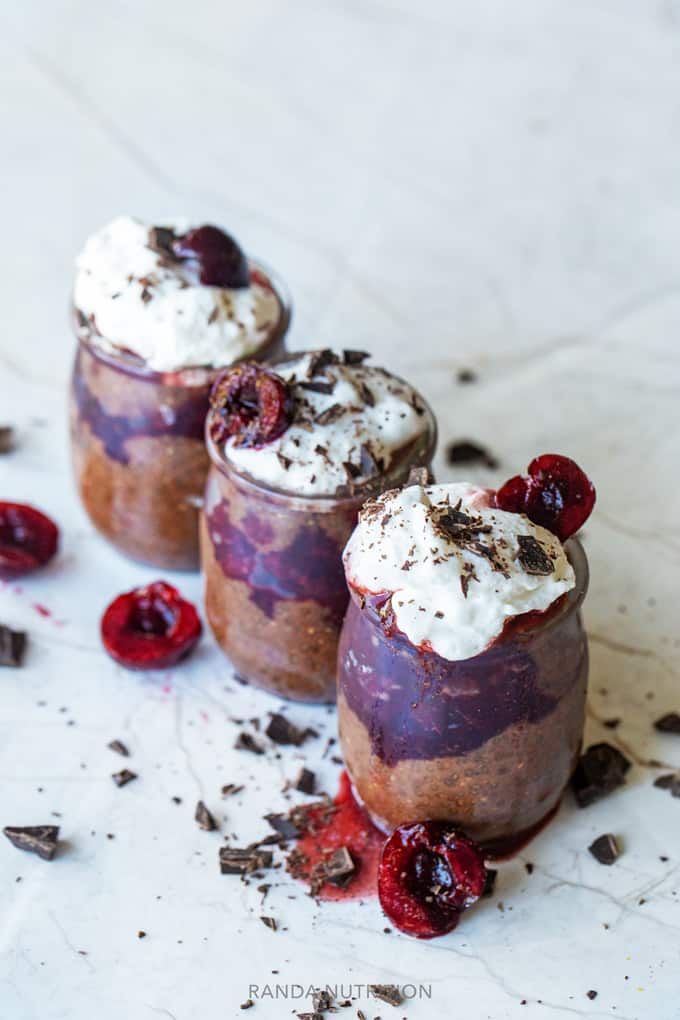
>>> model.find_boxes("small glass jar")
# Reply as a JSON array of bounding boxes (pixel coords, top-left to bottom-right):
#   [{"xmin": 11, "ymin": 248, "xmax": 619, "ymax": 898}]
[
  {"xmin": 69, "ymin": 260, "xmax": 291, "ymax": 571},
  {"xmin": 337, "ymin": 540, "xmax": 589, "ymax": 852},
  {"xmin": 201, "ymin": 400, "xmax": 437, "ymax": 703}
]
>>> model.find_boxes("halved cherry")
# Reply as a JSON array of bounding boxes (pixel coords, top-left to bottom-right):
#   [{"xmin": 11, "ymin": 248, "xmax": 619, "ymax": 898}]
[
  {"xmin": 101, "ymin": 581, "xmax": 202, "ymax": 670},
  {"xmin": 378, "ymin": 821, "xmax": 487, "ymax": 939},
  {"xmin": 495, "ymin": 453, "xmax": 596, "ymax": 541},
  {"xmin": 172, "ymin": 225, "xmax": 250, "ymax": 288},
  {"xmin": 0, "ymin": 502, "xmax": 59, "ymax": 579},
  {"xmin": 209, "ymin": 362, "xmax": 293, "ymax": 448}
]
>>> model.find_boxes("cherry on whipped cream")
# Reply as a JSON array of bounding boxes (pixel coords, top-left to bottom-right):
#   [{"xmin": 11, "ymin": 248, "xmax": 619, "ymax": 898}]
[
  {"xmin": 378, "ymin": 821, "xmax": 487, "ymax": 939},
  {"xmin": 495, "ymin": 453, "xmax": 595, "ymax": 542},
  {"xmin": 0, "ymin": 502, "xmax": 59, "ymax": 579},
  {"xmin": 101, "ymin": 581, "xmax": 202, "ymax": 670},
  {"xmin": 172, "ymin": 225, "xmax": 250, "ymax": 289},
  {"xmin": 209, "ymin": 363, "xmax": 293, "ymax": 448}
]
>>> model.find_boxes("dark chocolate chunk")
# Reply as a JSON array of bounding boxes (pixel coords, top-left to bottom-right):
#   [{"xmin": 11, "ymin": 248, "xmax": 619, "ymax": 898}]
[
  {"xmin": 517, "ymin": 535, "xmax": 554, "ymax": 576},
  {"xmin": 445, "ymin": 440, "xmax": 498, "ymax": 469},
  {"xmin": 3, "ymin": 825, "xmax": 59, "ymax": 861},
  {"xmin": 342, "ymin": 349, "xmax": 370, "ymax": 365},
  {"xmin": 0, "ymin": 426, "xmax": 15, "ymax": 454},
  {"xmin": 265, "ymin": 713, "xmax": 307, "ymax": 746},
  {"xmin": 457, "ymin": 368, "xmax": 477, "ymax": 384},
  {"xmin": 265, "ymin": 813, "xmax": 300, "ymax": 841},
  {"xmin": 482, "ymin": 868, "xmax": 498, "ymax": 897},
  {"xmin": 260, "ymin": 915, "xmax": 277, "ymax": 931},
  {"xmin": 314, "ymin": 403, "xmax": 344, "ymax": 426},
  {"xmin": 112, "ymin": 769, "xmax": 137, "ymax": 788},
  {"xmin": 107, "ymin": 739, "xmax": 129, "ymax": 757},
  {"xmin": 195, "ymin": 801, "xmax": 217, "ymax": 831},
  {"xmin": 405, "ymin": 466, "xmax": 430, "ymax": 488},
  {"xmin": 300, "ymin": 380, "xmax": 336, "ymax": 395},
  {"xmin": 219, "ymin": 846, "xmax": 273, "ymax": 875},
  {"xmin": 588, "ymin": 833, "xmax": 620, "ymax": 865},
  {"xmin": 653, "ymin": 773, "xmax": 680, "ymax": 797},
  {"xmin": 570, "ymin": 743, "xmax": 631, "ymax": 807},
  {"xmin": 234, "ymin": 732, "xmax": 265, "ymax": 755},
  {"xmin": 654, "ymin": 712, "xmax": 680, "ymax": 735},
  {"xmin": 586, "ymin": 990, "xmax": 598, "ymax": 1000},
  {"xmin": 324, "ymin": 846, "xmax": 355, "ymax": 887},
  {"xmin": 295, "ymin": 768, "xmax": 316, "ymax": 795},
  {"xmin": 312, "ymin": 989, "xmax": 333, "ymax": 1012},
  {"xmin": 0, "ymin": 625, "xmax": 27, "ymax": 668},
  {"xmin": 369, "ymin": 984, "xmax": 403, "ymax": 1007}
]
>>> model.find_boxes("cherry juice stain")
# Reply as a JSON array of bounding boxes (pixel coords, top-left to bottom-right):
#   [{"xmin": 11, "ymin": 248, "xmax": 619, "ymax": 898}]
[{"xmin": 294, "ymin": 771, "xmax": 386, "ymax": 901}]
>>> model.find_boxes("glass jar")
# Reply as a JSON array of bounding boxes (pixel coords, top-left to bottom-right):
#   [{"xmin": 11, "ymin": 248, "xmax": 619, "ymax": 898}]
[
  {"xmin": 337, "ymin": 539, "xmax": 589, "ymax": 852},
  {"xmin": 201, "ymin": 399, "xmax": 437, "ymax": 703},
  {"xmin": 69, "ymin": 260, "xmax": 291, "ymax": 571}
]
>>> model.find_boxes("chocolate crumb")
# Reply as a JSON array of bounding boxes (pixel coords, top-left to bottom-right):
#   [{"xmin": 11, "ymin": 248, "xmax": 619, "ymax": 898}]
[
  {"xmin": 195, "ymin": 801, "xmax": 217, "ymax": 831},
  {"xmin": 112, "ymin": 769, "xmax": 137, "ymax": 788},
  {"xmin": 294, "ymin": 768, "xmax": 316, "ymax": 795},
  {"xmin": 482, "ymin": 868, "xmax": 498, "ymax": 897},
  {"xmin": 457, "ymin": 368, "xmax": 477, "ymax": 384},
  {"xmin": 234, "ymin": 732, "xmax": 265, "ymax": 755},
  {"xmin": 369, "ymin": 985, "xmax": 403, "ymax": 1007},
  {"xmin": 654, "ymin": 712, "xmax": 680, "ymax": 735},
  {"xmin": 3, "ymin": 825, "xmax": 59, "ymax": 861},
  {"xmin": 653, "ymin": 773, "xmax": 680, "ymax": 797},
  {"xmin": 266, "ymin": 714, "xmax": 308, "ymax": 746},
  {"xmin": 0, "ymin": 625, "xmax": 27, "ymax": 668},
  {"xmin": 137, "ymin": 930, "xmax": 146, "ymax": 939},
  {"xmin": 0, "ymin": 426, "xmax": 15, "ymax": 454},
  {"xmin": 343, "ymin": 349, "xmax": 370, "ymax": 365},
  {"xmin": 313, "ymin": 989, "xmax": 333, "ymax": 1012},
  {"xmin": 525, "ymin": 862, "xmax": 534, "ymax": 875},
  {"xmin": 358, "ymin": 381, "xmax": 375, "ymax": 407},
  {"xmin": 315, "ymin": 404, "xmax": 344, "ymax": 426},
  {"xmin": 300, "ymin": 380, "xmax": 336, "ymax": 395},
  {"xmin": 570, "ymin": 743, "xmax": 631, "ymax": 807},
  {"xmin": 446, "ymin": 440, "xmax": 498, "ymax": 469},
  {"xmin": 221, "ymin": 783, "xmax": 244, "ymax": 798},
  {"xmin": 586, "ymin": 990, "xmax": 598, "ymax": 1000},
  {"xmin": 260, "ymin": 915, "xmax": 277, "ymax": 931},
  {"xmin": 147, "ymin": 225, "xmax": 178, "ymax": 260},
  {"xmin": 588, "ymin": 833, "xmax": 620, "ymax": 865},
  {"xmin": 219, "ymin": 846, "xmax": 273, "ymax": 875},
  {"xmin": 107, "ymin": 739, "xmax": 129, "ymax": 757},
  {"xmin": 240, "ymin": 1000, "xmax": 254, "ymax": 1010},
  {"xmin": 517, "ymin": 535, "xmax": 554, "ymax": 575}
]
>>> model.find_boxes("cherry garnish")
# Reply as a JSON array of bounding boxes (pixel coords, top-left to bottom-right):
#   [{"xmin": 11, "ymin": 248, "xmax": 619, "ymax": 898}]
[
  {"xmin": 495, "ymin": 453, "xmax": 596, "ymax": 541},
  {"xmin": 209, "ymin": 362, "xmax": 293, "ymax": 448},
  {"xmin": 172, "ymin": 225, "xmax": 250, "ymax": 289},
  {"xmin": 101, "ymin": 581, "xmax": 202, "ymax": 670},
  {"xmin": 378, "ymin": 821, "xmax": 487, "ymax": 939},
  {"xmin": 0, "ymin": 502, "xmax": 59, "ymax": 579}
]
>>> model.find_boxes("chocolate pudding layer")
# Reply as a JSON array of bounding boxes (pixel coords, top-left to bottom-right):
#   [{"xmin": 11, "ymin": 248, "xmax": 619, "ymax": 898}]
[
  {"xmin": 202, "ymin": 350, "xmax": 437, "ymax": 701},
  {"xmin": 338, "ymin": 482, "xmax": 589, "ymax": 844},
  {"xmin": 70, "ymin": 216, "xmax": 290, "ymax": 569}
]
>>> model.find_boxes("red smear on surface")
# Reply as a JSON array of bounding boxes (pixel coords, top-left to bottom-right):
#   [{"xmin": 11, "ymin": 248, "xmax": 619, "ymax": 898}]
[
  {"xmin": 32, "ymin": 603, "xmax": 51, "ymax": 618},
  {"xmin": 295, "ymin": 771, "xmax": 386, "ymax": 901}
]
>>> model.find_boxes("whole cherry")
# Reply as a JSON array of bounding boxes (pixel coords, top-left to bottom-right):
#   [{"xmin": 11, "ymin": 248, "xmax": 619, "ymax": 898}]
[
  {"xmin": 172, "ymin": 225, "xmax": 250, "ymax": 289},
  {"xmin": 378, "ymin": 821, "xmax": 487, "ymax": 939},
  {"xmin": 101, "ymin": 581, "xmax": 202, "ymax": 670},
  {"xmin": 209, "ymin": 362, "xmax": 294, "ymax": 448},
  {"xmin": 495, "ymin": 453, "xmax": 595, "ymax": 542},
  {"xmin": 0, "ymin": 502, "xmax": 59, "ymax": 579}
]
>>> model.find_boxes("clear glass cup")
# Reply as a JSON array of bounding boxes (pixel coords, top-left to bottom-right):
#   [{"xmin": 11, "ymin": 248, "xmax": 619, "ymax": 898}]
[
  {"xmin": 337, "ymin": 539, "xmax": 589, "ymax": 853},
  {"xmin": 69, "ymin": 260, "xmax": 291, "ymax": 571},
  {"xmin": 201, "ymin": 388, "xmax": 437, "ymax": 703}
]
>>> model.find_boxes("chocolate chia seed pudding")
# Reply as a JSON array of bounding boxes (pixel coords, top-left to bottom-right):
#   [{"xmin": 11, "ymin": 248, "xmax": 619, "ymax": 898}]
[
  {"xmin": 338, "ymin": 481, "xmax": 590, "ymax": 849},
  {"xmin": 201, "ymin": 350, "xmax": 437, "ymax": 702},
  {"xmin": 70, "ymin": 216, "xmax": 291, "ymax": 570}
]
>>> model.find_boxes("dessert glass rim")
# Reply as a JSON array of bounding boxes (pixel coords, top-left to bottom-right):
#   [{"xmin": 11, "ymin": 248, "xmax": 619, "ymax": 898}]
[
  {"xmin": 204, "ymin": 355, "xmax": 438, "ymax": 512},
  {"xmin": 70, "ymin": 255, "xmax": 293, "ymax": 382},
  {"xmin": 345, "ymin": 535, "xmax": 589, "ymax": 657}
]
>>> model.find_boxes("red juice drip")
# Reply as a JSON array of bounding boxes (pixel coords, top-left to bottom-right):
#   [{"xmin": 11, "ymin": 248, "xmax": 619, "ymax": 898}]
[{"xmin": 295, "ymin": 771, "xmax": 386, "ymax": 901}]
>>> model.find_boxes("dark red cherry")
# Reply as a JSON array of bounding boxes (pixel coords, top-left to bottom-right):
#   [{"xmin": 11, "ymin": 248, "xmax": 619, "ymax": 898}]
[
  {"xmin": 0, "ymin": 502, "xmax": 59, "ymax": 579},
  {"xmin": 209, "ymin": 362, "xmax": 293, "ymax": 448},
  {"xmin": 172, "ymin": 225, "xmax": 250, "ymax": 288},
  {"xmin": 101, "ymin": 581, "xmax": 202, "ymax": 670},
  {"xmin": 378, "ymin": 821, "xmax": 487, "ymax": 939},
  {"xmin": 495, "ymin": 453, "xmax": 596, "ymax": 542}
]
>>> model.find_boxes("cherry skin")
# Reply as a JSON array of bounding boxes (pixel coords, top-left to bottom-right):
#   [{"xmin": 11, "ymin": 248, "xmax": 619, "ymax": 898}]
[
  {"xmin": 378, "ymin": 821, "xmax": 487, "ymax": 939},
  {"xmin": 101, "ymin": 581, "xmax": 202, "ymax": 670},
  {"xmin": 172, "ymin": 225, "xmax": 250, "ymax": 289},
  {"xmin": 209, "ymin": 362, "xmax": 293, "ymax": 448},
  {"xmin": 495, "ymin": 453, "xmax": 596, "ymax": 541},
  {"xmin": 0, "ymin": 502, "xmax": 59, "ymax": 579}
]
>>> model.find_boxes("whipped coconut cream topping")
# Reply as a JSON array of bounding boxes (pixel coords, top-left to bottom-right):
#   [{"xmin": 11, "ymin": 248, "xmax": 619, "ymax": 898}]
[
  {"xmin": 343, "ymin": 482, "xmax": 576, "ymax": 661},
  {"xmin": 74, "ymin": 216, "xmax": 281, "ymax": 372},
  {"xmin": 224, "ymin": 350, "xmax": 432, "ymax": 497}
]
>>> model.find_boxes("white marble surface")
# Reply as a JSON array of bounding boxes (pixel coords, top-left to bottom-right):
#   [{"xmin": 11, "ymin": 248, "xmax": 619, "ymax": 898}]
[{"xmin": 2, "ymin": 2, "xmax": 680, "ymax": 1017}]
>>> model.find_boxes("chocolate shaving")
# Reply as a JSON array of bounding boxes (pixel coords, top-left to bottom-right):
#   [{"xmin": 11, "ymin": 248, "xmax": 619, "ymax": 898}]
[
  {"xmin": 358, "ymin": 381, "xmax": 375, "ymax": 407},
  {"xmin": 0, "ymin": 625, "xmax": 27, "ymax": 667},
  {"xmin": 342, "ymin": 349, "xmax": 370, "ymax": 365},
  {"xmin": 300, "ymin": 380, "xmax": 336, "ymax": 395},
  {"xmin": 221, "ymin": 783, "xmax": 244, "ymax": 798},
  {"xmin": 276, "ymin": 453, "xmax": 292, "ymax": 470},
  {"xmin": 570, "ymin": 743, "xmax": 631, "ymax": 807},
  {"xmin": 306, "ymin": 349, "xmax": 339, "ymax": 378},
  {"xmin": 654, "ymin": 712, "xmax": 680, "ymax": 734},
  {"xmin": 3, "ymin": 825, "xmax": 59, "ymax": 861},
  {"xmin": 140, "ymin": 287, "xmax": 152, "ymax": 304},
  {"xmin": 446, "ymin": 440, "xmax": 498, "ymax": 469},
  {"xmin": 314, "ymin": 404, "xmax": 344, "ymax": 426},
  {"xmin": 195, "ymin": 801, "xmax": 217, "ymax": 831},
  {"xmin": 265, "ymin": 714, "xmax": 309, "ymax": 746},
  {"xmin": 653, "ymin": 773, "xmax": 680, "ymax": 797},
  {"xmin": 369, "ymin": 984, "xmax": 403, "ymax": 1007},
  {"xmin": 405, "ymin": 466, "xmax": 430, "ymax": 488},
  {"xmin": 234, "ymin": 732, "xmax": 265, "ymax": 755},
  {"xmin": 260, "ymin": 915, "xmax": 277, "ymax": 931},
  {"xmin": 112, "ymin": 769, "xmax": 137, "ymax": 788},
  {"xmin": 208, "ymin": 306, "xmax": 220, "ymax": 325},
  {"xmin": 343, "ymin": 460, "xmax": 361, "ymax": 480},
  {"xmin": 107, "ymin": 739, "xmax": 129, "ymax": 757},
  {"xmin": 588, "ymin": 833, "xmax": 620, "ymax": 865},
  {"xmin": 294, "ymin": 768, "xmax": 316, "ymax": 795},
  {"xmin": 240, "ymin": 1000, "xmax": 254, "ymax": 1010},
  {"xmin": 147, "ymin": 226, "xmax": 179, "ymax": 260},
  {"xmin": 219, "ymin": 846, "xmax": 273, "ymax": 875},
  {"xmin": 517, "ymin": 535, "xmax": 554, "ymax": 575},
  {"xmin": 0, "ymin": 427, "xmax": 14, "ymax": 454}
]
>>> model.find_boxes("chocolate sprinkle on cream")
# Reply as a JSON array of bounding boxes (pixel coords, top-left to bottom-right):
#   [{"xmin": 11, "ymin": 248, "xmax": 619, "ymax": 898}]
[
  {"xmin": 3, "ymin": 825, "xmax": 59, "ymax": 861},
  {"xmin": 517, "ymin": 534, "xmax": 554, "ymax": 575},
  {"xmin": 314, "ymin": 403, "xmax": 344, "ymax": 426}
]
